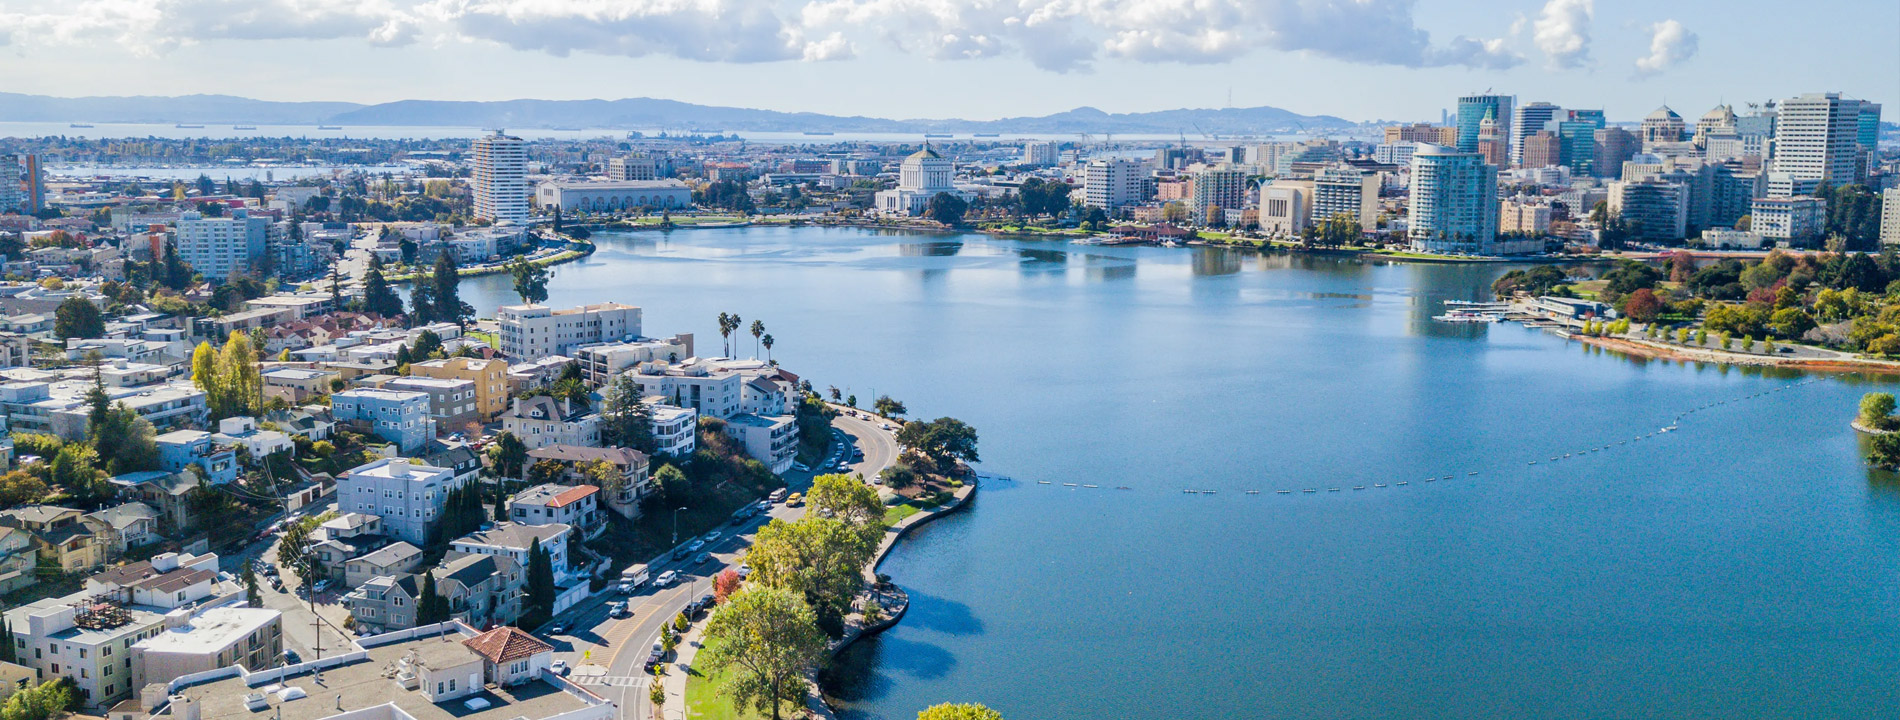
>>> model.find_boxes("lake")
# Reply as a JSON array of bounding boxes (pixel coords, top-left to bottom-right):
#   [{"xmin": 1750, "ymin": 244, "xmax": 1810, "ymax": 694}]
[{"xmin": 458, "ymin": 226, "xmax": 1900, "ymax": 719}]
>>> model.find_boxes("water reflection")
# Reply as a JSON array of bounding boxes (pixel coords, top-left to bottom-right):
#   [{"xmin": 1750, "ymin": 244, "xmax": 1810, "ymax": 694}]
[
  {"xmin": 1083, "ymin": 254, "xmax": 1136, "ymax": 282},
  {"xmin": 1190, "ymin": 247, "xmax": 1241, "ymax": 277}
]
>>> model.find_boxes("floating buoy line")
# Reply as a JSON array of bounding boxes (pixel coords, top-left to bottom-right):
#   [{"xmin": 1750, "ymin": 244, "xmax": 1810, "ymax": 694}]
[{"xmin": 1025, "ymin": 378, "xmax": 1827, "ymax": 498}]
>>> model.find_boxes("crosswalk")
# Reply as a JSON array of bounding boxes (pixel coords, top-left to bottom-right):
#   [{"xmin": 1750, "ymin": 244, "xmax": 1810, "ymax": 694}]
[{"xmin": 580, "ymin": 675, "xmax": 650, "ymax": 688}]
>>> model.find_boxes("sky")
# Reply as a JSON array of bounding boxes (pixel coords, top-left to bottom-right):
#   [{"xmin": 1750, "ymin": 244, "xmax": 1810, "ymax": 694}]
[{"xmin": 0, "ymin": 0, "xmax": 1894, "ymax": 124}]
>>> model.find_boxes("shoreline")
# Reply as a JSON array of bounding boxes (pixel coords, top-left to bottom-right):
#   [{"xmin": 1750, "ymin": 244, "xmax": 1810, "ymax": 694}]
[
  {"xmin": 384, "ymin": 236, "xmax": 594, "ymax": 285},
  {"xmin": 1568, "ymin": 332, "xmax": 1900, "ymax": 375}
]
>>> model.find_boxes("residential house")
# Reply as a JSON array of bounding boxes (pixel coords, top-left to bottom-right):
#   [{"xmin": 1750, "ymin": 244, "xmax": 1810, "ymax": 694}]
[
  {"xmin": 83, "ymin": 503, "xmax": 160, "ymax": 554},
  {"xmin": 0, "ymin": 505, "xmax": 111, "ymax": 572},
  {"xmin": 154, "ymin": 430, "xmax": 238, "ymax": 485},
  {"xmin": 450, "ymin": 523, "xmax": 572, "ymax": 584},
  {"xmin": 107, "ymin": 471, "xmax": 199, "ymax": 534},
  {"xmin": 507, "ymin": 484, "xmax": 603, "ymax": 539},
  {"xmin": 520, "ymin": 445, "xmax": 652, "ymax": 520},
  {"xmin": 0, "ymin": 525, "xmax": 35, "ymax": 594},
  {"xmin": 331, "ymin": 388, "xmax": 434, "ymax": 453},
  {"xmin": 722, "ymin": 413, "xmax": 799, "ymax": 475},
  {"xmin": 343, "ymin": 552, "xmax": 522, "ymax": 634},
  {"xmin": 334, "ymin": 458, "xmax": 466, "ymax": 547},
  {"xmin": 343, "ymin": 541, "xmax": 423, "ymax": 588},
  {"xmin": 260, "ymin": 367, "xmax": 337, "ymax": 403},
  {"xmin": 647, "ymin": 401, "xmax": 697, "ymax": 458},
  {"xmin": 209, "ymin": 417, "xmax": 293, "ymax": 462},
  {"xmin": 501, "ymin": 396, "xmax": 600, "ymax": 450}
]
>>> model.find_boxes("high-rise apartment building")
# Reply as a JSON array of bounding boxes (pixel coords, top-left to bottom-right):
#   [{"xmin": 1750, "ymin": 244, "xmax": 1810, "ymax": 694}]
[
  {"xmin": 1609, "ymin": 180, "xmax": 1689, "ymax": 241},
  {"xmin": 1311, "ymin": 167, "xmax": 1380, "ymax": 232},
  {"xmin": 175, "ymin": 208, "xmax": 270, "ymax": 280},
  {"xmin": 472, "ymin": 131, "xmax": 529, "ymax": 223},
  {"xmin": 0, "ymin": 154, "xmax": 42, "ymax": 214},
  {"xmin": 1407, "ymin": 144, "xmax": 1499, "ymax": 254},
  {"xmin": 1189, "ymin": 166, "xmax": 1247, "ymax": 223},
  {"xmin": 1771, "ymin": 92, "xmax": 1862, "ymax": 194},
  {"xmin": 1022, "ymin": 142, "xmax": 1060, "ymax": 167},
  {"xmin": 1510, "ymin": 102, "xmax": 1563, "ymax": 166},
  {"xmin": 1456, "ymin": 94, "xmax": 1514, "ymax": 154},
  {"xmin": 607, "ymin": 154, "xmax": 661, "ymax": 181},
  {"xmin": 1880, "ymin": 189, "xmax": 1900, "ymax": 247},
  {"xmin": 1082, "ymin": 158, "xmax": 1146, "ymax": 212}
]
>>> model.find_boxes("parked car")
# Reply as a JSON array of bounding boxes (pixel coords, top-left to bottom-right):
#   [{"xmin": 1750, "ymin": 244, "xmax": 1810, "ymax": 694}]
[
  {"xmin": 736, "ymin": 564, "xmax": 751, "ymax": 580},
  {"xmin": 312, "ymin": 580, "xmax": 333, "ymax": 593},
  {"xmin": 550, "ymin": 660, "xmax": 569, "ymax": 676},
  {"xmin": 547, "ymin": 624, "xmax": 566, "ymax": 635},
  {"xmin": 283, "ymin": 649, "xmax": 301, "ymax": 664}
]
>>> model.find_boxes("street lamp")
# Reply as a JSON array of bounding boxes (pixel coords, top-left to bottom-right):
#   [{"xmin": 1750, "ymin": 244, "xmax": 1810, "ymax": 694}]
[{"xmin": 671, "ymin": 507, "xmax": 687, "ymax": 545}]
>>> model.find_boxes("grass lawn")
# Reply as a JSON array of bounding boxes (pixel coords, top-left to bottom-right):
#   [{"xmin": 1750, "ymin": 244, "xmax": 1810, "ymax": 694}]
[
  {"xmin": 684, "ymin": 637, "xmax": 791, "ymax": 720},
  {"xmin": 466, "ymin": 330, "xmax": 499, "ymax": 349},
  {"xmin": 881, "ymin": 494, "xmax": 948, "ymax": 525}
]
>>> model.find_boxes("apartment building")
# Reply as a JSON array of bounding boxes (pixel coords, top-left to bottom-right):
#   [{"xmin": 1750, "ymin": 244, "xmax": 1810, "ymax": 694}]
[
  {"xmin": 335, "ymin": 458, "xmax": 467, "ymax": 547},
  {"xmin": 497, "ymin": 303, "xmax": 642, "ymax": 361},
  {"xmin": 408, "ymin": 357, "xmax": 509, "ymax": 420}
]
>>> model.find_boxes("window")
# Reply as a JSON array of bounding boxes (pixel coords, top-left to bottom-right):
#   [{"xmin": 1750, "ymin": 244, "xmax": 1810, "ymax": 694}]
[{"xmin": 78, "ymin": 649, "xmax": 85, "ymax": 658}]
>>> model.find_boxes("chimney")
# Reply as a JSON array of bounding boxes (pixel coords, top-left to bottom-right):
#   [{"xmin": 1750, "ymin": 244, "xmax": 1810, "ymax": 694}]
[{"xmin": 171, "ymin": 695, "xmax": 200, "ymax": 720}]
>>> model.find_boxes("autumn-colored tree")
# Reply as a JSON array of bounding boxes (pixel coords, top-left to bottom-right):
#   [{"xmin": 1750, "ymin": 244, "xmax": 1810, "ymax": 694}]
[
  {"xmin": 713, "ymin": 568, "xmax": 742, "ymax": 604},
  {"xmin": 1621, "ymin": 288, "xmax": 1662, "ymax": 323}
]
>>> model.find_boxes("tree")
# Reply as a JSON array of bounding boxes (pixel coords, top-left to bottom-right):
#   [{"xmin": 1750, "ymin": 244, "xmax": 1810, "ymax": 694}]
[
  {"xmin": 599, "ymin": 376, "xmax": 655, "ymax": 453},
  {"xmin": 53, "ymin": 297, "xmax": 104, "ymax": 340},
  {"xmin": 525, "ymin": 537, "xmax": 555, "ymax": 624},
  {"xmin": 717, "ymin": 312, "xmax": 742, "ymax": 358},
  {"xmin": 162, "ymin": 241, "xmax": 194, "ymax": 290},
  {"xmin": 750, "ymin": 319, "xmax": 765, "ymax": 358},
  {"xmin": 697, "ymin": 587, "xmax": 828, "ymax": 720},
  {"xmin": 508, "ymin": 256, "xmax": 551, "ymax": 305},
  {"xmin": 873, "ymin": 396, "xmax": 907, "ymax": 419},
  {"xmin": 487, "ymin": 431, "xmax": 528, "ymax": 478},
  {"xmin": 807, "ymin": 473, "xmax": 885, "ymax": 538},
  {"xmin": 925, "ymin": 192, "xmax": 968, "ymax": 226},
  {"xmin": 92, "ymin": 403, "xmax": 159, "ymax": 475},
  {"xmin": 411, "ymin": 329, "xmax": 444, "ymax": 360},
  {"xmin": 917, "ymin": 704, "xmax": 1005, "ymax": 720},
  {"xmin": 363, "ymin": 256, "xmax": 404, "ymax": 318},
  {"xmin": 244, "ymin": 565, "xmax": 261, "ymax": 606},
  {"xmin": 895, "ymin": 417, "xmax": 981, "ymax": 467},
  {"xmin": 277, "ymin": 516, "xmax": 318, "ymax": 586},
  {"xmin": 0, "ymin": 470, "xmax": 48, "ymax": 506},
  {"xmin": 652, "ymin": 463, "xmax": 688, "ymax": 501},
  {"xmin": 745, "ymin": 516, "xmax": 873, "ymax": 632},
  {"xmin": 408, "ymin": 266, "xmax": 437, "ymax": 326},
  {"xmin": 713, "ymin": 568, "xmax": 742, "ymax": 604},
  {"xmin": 417, "ymin": 572, "xmax": 452, "ymax": 624},
  {"xmin": 1621, "ymin": 289, "xmax": 1662, "ymax": 323},
  {"xmin": 201, "ymin": 331, "xmax": 263, "ymax": 420},
  {"xmin": 1860, "ymin": 393, "xmax": 1896, "ymax": 430},
  {"xmin": 433, "ymin": 253, "xmax": 468, "ymax": 327},
  {"xmin": 1868, "ymin": 431, "xmax": 1900, "ymax": 471},
  {"xmin": 761, "ymin": 334, "xmax": 775, "ymax": 363}
]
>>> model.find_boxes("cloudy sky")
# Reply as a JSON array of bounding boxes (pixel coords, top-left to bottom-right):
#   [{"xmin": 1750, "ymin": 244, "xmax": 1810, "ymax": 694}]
[{"xmin": 0, "ymin": 0, "xmax": 1892, "ymax": 123}]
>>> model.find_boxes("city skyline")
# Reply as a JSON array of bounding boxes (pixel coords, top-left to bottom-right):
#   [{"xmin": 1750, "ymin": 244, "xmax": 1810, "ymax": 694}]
[{"xmin": 0, "ymin": 0, "xmax": 1892, "ymax": 123}]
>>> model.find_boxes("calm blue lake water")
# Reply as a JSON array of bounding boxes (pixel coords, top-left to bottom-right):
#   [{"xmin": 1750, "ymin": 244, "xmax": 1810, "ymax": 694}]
[{"xmin": 459, "ymin": 226, "xmax": 1900, "ymax": 719}]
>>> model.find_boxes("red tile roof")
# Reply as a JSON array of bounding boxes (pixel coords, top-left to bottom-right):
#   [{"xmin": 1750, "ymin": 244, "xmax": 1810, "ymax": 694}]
[
  {"xmin": 462, "ymin": 626, "xmax": 553, "ymax": 665},
  {"xmin": 548, "ymin": 485, "xmax": 597, "ymax": 508}
]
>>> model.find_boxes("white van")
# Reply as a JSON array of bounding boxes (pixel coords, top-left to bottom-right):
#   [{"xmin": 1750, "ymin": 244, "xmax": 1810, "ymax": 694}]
[
  {"xmin": 768, "ymin": 488, "xmax": 788, "ymax": 503},
  {"xmin": 619, "ymin": 564, "xmax": 650, "ymax": 588}
]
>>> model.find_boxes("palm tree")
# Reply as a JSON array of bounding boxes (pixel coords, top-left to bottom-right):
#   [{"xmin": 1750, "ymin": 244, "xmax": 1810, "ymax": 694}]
[
  {"xmin": 749, "ymin": 320, "xmax": 764, "ymax": 358},
  {"xmin": 761, "ymin": 334, "xmax": 774, "ymax": 364},
  {"xmin": 715, "ymin": 312, "xmax": 734, "ymax": 357}
]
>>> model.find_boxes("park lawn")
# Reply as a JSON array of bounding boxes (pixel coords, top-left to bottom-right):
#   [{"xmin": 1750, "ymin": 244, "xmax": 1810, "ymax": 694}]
[
  {"xmin": 684, "ymin": 638, "xmax": 795, "ymax": 720},
  {"xmin": 881, "ymin": 495, "xmax": 947, "ymax": 525},
  {"xmin": 466, "ymin": 330, "xmax": 499, "ymax": 349}
]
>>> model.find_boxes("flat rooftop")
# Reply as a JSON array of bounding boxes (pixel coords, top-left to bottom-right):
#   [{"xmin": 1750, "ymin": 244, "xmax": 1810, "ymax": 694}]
[
  {"xmin": 172, "ymin": 634, "xmax": 591, "ymax": 720},
  {"xmin": 136, "ymin": 607, "xmax": 278, "ymax": 654}
]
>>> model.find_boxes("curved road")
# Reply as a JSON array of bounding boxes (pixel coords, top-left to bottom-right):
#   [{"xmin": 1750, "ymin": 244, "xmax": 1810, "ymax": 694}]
[{"xmin": 544, "ymin": 409, "xmax": 902, "ymax": 719}]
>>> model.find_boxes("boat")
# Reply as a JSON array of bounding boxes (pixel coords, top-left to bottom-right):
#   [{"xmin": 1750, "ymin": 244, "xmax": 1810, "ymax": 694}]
[
  {"xmin": 1082, "ymin": 484, "xmax": 1098, "ymax": 488},
  {"xmin": 68, "ymin": 123, "xmax": 94, "ymax": 128},
  {"xmin": 1441, "ymin": 475, "xmax": 1453, "ymax": 480},
  {"xmin": 1327, "ymin": 488, "xmax": 1341, "ymax": 492},
  {"xmin": 1302, "ymin": 489, "xmax": 1316, "ymax": 493},
  {"xmin": 1468, "ymin": 471, "xmax": 1479, "ymax": 476},
  {"xmin": 1375, "ymin": 484, "xmax": 1386, "ymax": 488},
  {"xmin": 1397, "ymin": 481, "xmax": 1409, "ymax": 485},
  {"xmin": 175, "ymin": 123, "xmax": 204, "ymax": 129},
  {"xmin": 233, "ymin": 125, "xmax": 256, "ymax": 130},
  {"xmin": 973, "ymin": 133, "xmax": 1000, "ymax": 138},
  {"xmin": 923, "ymin": 133, "xmax": 953, "ymax": 138},
  {"xmin": 1444, "ymin": 300, "xmax": 1510, "ymax": 308},
  {"xmin": 1245, "ymin": 490, "xmax": 1260, "ymax": 495},
  {"xmin": 1433, "ymin": 310, "xmax": 1503, "ymax": 323},
  {"xmin": 317, "ymin": 125, "xmax": 343, "ymax": 130},
  {"xmin": 802, "ymin": 131, "xmax": 834, "ymax": 136},
  {"xmin": 1276, "ymin": 490, "xmax": 1291, "ymax": 494},
  {"xmin": 1353, "ymin": 486, "xmax": 1365, "ymax": 490},
  {"xmin": 1062, "ymin": 483, "xmax": 1078, "ymax": 487},
  {"xmin": 1037, "ymin": 480, "xmax": 1050, "ymax": 484}
]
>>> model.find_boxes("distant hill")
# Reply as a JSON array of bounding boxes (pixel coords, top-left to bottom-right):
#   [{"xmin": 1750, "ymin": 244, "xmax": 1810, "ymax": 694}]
[
  {"xmin": 0, "ymin": 92, "xmax": 1355, "ymax": 134},
  {"xmin": 0, "ymin": 93, "xmax": 365, "ymax": 124}
]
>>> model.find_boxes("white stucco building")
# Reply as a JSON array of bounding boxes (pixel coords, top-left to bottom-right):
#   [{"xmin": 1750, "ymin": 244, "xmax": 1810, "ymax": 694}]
[
  {"xmin": 472, "ymin": 131, "xmax": 529, "ymax": 223},
  {"xmin": 534, "ymin": 179, "xmax": 691, "ymax": 213}
]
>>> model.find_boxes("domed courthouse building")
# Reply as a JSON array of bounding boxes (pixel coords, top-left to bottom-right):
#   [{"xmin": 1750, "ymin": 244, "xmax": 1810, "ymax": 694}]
[{"xmin": 875, "ymin": 145, "xmax": 975, "ymax": 215}]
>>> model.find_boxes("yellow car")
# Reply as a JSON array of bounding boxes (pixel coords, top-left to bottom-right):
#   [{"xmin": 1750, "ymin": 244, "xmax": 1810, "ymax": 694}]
[{"xmin": 786, "ymin": 492, "xmax": 804, "ymax": 507}]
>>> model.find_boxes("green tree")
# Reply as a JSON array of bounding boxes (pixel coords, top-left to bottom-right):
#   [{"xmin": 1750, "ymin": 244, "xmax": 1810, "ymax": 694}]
[
  {"xmin": 806, "ymin": 473, "xmax": 885, "ymax": 538},
  {"xmin": 277, "ymin": 515, "xmax": 319, "ymax": 586},
  {"xmin": 925, "ymin": 192, "xmax": 968, "ymax": 226},
  {"xmin": 1860, "ymin": 393, "xmax": 1896, "ymax": 430},
  {"xmin": 244, "ymin": 565, "xmax": 261, "ymax": 606},
  {"xmin": 417, "ymin": 571, "xmax": 452, "ymax": 624},
  {"xmin": 761, "ymin": 333, "xmax": 775, "ymax": 363},
  {"xmin": 744, "ymin": 517, "xmax": 873, "ymax": 632},
  {"xmin": 917, "ymin": 703, "xmax": 1005, "ymax": 720},
  {"xmin": 92, "ymin": 403, "xmax": 159, "ymax": 476},
  {"xmin": 525, "ymin": 537, "xmax": 555, "ymax": 625},
  {"xmin": 894, "ymin": 417, "xmax": 981, "ymax": 467},
  {"xmin": 508, "ymin": 256, "xmax": 551, "ymax": 305},
  {"xmin": 53, "ymin": 297, "xmax": 104, "ymax": 339},
  {"xmin": 599, "ymin": 376, "xmax": 655, "ymax": 453},
  {"xmin": 487, "ymin": 431, "xmax": 528, "ymax": 477},
  {"xmin": 50, "ymin": 444, "xmax": 107, "ymax": 506},
  {"xmin": 1868, "ymin": 431, "xmax": 1900, "ymax": 471},
  {"xmin": 0, "ymin": 470, "xmax": 48, "ymax": 506},
  {"xmin": 698, "ymin": 587, "xmax": 828, "ymax": 720},
  {"xmin": 718, "ymin": 312, "xmax": 742, "ymax": 358},
  {"xmin": 652, "ymin": 463, "xmax": 688, "ymax": 501},
  {"xmin": 216, "ymin": 331, "xmax": 263, "ymax": 419},
  {"xmin": 749, "ymin": 319, "xmax": 765, "ymax": 358},
  {"xmin": 363, "ymin": 256, "xmax": 404, "ymax": 318},
  {"xmin": 433, "ymin": 253, "xmax": 468, "ymax": 327},
  {"xmin": 873, "ymin": 396, "xmax": 907, "ymax": 418}
]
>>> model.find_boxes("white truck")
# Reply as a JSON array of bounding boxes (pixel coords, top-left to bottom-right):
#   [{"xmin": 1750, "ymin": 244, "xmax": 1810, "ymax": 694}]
[{"xmin": 618, "ymin": 563, "xmax": 650, "ymax": 592}]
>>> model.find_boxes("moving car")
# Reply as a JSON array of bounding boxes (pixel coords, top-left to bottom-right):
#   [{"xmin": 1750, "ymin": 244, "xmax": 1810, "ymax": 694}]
[
  {"xmin": 619, "ymin": 564, "xmax": 650, "ymax": 588},
  {"xmin": 547, "ymin": 624, "xmax": 566, "ymax": 635},
  {"xmin": 703, "ymin": 531, "xmax": 722, "ymax": 543},
  {"xmin": 693, "ymin": 552, "xmax": 710, "ymax": 565},
  {"xmin": 656, "ymin": 570, "xmax": 678, "ymax": 587},
  {"xmin": 769, "ymin": 488, "xmax": 788, "ymax": 503},
  {"xmin": 786, "ymin": 493, "xmax": 804, "ymax": 507},
  {"xmin": 687, "ymin": 539, "xmax": 706, "ymax": 553}
]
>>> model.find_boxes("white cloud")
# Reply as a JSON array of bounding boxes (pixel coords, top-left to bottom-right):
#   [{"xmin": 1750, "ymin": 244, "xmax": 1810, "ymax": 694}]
[
  {"xmin": 1633, "ymin": 19, "xmax": 1697, "ymax": 77},
  {"xmin": 0, "ymin": 0, "xmax": 1525, "ymax": 71},
  {"xmin": 1532, "ymin": 0, "xmax": 1592, "ymax": 69}
]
